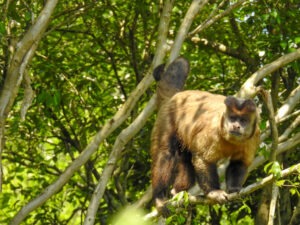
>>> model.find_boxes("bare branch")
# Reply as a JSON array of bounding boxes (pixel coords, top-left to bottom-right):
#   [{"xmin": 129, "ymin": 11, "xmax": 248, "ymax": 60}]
[
  {"xmin": 258, "ymin": 89, "xmax": 279, "ymax": 225},
  {"xmin": 0, "ymin": 0, "xmax": 58, "ymax": 118},
  {"xmin": 259, "ymin": 89, "xmax": 278, "ymax": 161},
  {"xmin": 249, "ymin": 132, "xmax": 300, "ymax": 172},
  {"xmin": 10, "ymin": 0, "xmax": 176, "ymax": 222},
  {"xmin": 84, "ymin": 95, "xmax": 157, "ymax": 225},
  {"xmin": 188, "ymin": 0, "xmax": 249, "ymax": 37},
  {"xmin": 279, "ymin": 115, "xmax": 300, "ymax": 142},
  {"xmin": 268, "ymin": 185, "xmax": 279, "ymax": 225},
  {"xmin": 275, "ymin": 85, "xmax": 300, "ymax": 121},
  {"xmin": 237, "ymin": 48, "xmax": 300, "ymax": 98},
  {"xmin": 261, "ymin": 85, "xmax": 300, "ymax": 141},
  {"xmin": 169, "ymin": 0, "xmax": 208, "ymax": 62}
]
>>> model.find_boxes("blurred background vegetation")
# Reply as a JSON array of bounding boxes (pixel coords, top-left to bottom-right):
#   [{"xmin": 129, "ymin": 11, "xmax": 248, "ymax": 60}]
[{"xmin": 0, "ymin": 0, "xmax": 299, "ymax": 224}]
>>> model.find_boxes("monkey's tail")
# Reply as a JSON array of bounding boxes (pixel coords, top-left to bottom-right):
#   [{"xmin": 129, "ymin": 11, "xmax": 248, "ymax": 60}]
[{"xmin": 153, "ymin": 57, "xmax": 190, "ymax": 109}]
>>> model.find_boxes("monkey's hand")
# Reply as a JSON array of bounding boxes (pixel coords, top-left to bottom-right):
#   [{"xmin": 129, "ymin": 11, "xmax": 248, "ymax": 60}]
[{"xmin": 206, "ymin": 190, "xmax": 228, "ymax": 204}]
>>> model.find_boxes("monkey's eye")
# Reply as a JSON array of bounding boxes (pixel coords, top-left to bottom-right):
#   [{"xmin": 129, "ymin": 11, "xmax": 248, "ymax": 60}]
[
  {"xmin": 239, "ymin": 117, "xmax": 248, "ymax": 124},
  {"xmin": 229, "ymin": 116, "xmax": 237, "ymax": 122}
]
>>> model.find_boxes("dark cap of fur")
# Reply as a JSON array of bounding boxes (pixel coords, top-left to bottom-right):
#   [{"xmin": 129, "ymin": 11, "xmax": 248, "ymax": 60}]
[{"xmin": 225, "ymin": 96, "xmax": 256, "ymax": 113}]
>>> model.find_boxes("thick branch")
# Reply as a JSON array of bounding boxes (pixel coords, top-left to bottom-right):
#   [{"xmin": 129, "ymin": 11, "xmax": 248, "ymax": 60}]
[
  {"xmin": 268, "ymin": 185, "xmax": 279, "ymax": 225},
  {"xmin": 0, "ymin": 0, "xmax": 58, "ymax": 118},
  {"xmin": 258, "ymin": 89, "xmax": 279, "ymax": 225},
  {"xmin": 84, "ymin": 95, "xmax": 157, "ymax": 225},
  {"xmin": 1, "ymin": 0, "xmax": 58, "ymax": 210},
  {"xmin": 261, "ymin": 85, "xmax": 300, "ymax": 141},
  {"xmin": 169, "ymin": 0, "xmax": 208, "ymax": 62},
  {"xmin": 237, "ymin": 48, "xmax": 300, "ymax": 98},
  {"xmin": 249, "ymin": 132, "xmax": 300, "ymax": 172},
  {"xmin": 191, "ymin": 38, "xmax": 256, "ymax": 66},
  {"xmin": 259, "ymin": 89, "xmax": 278, "ymax": 161},
  {"xmin": 275, "ymin": 85, "xmax": 300, "ymax": 121}
]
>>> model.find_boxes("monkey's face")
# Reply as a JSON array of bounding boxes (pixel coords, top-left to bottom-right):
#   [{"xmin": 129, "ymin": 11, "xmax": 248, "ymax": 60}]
[
  {"xmin": 222, "ymin": 112, "xmax": 255, "ymax": 142},
  {"xmin": 222, "ymin": 96, "xmax": 257, "ymax": 142}
]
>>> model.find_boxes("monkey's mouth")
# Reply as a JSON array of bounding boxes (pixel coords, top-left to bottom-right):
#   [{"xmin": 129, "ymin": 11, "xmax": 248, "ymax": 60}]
[{"xmin": 230, "ymin": 131, "xmax": 242, "ymax": 136}]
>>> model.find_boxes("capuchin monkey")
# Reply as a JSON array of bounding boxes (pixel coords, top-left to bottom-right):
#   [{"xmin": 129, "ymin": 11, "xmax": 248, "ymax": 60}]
[{"xmin": 150, "ymin": 57, "xmax": 260, "ymax": 216}]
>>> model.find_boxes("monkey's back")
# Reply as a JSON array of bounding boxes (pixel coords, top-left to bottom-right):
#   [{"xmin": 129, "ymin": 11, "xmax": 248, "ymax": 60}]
[
  {"xmin": 165, "ymin": 90, "xmax": 225, "ymax": 147},
  {"xmin": 154, "ymin": 90, "xmax": 259, "ymax": 164}
]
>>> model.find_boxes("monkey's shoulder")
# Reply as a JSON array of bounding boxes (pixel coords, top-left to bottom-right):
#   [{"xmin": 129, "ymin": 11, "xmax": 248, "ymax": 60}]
[
  {"xmin": 165, "ymin": 90, "xmax": 226, "ymax": 119},
  {"xmin": 171, "ymin": 90, "xmax": 226, "ymax": 104}
]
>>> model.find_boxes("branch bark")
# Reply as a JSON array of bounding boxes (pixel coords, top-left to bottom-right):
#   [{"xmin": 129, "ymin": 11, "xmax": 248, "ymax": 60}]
[
  {"xmin": 0, "ymin": 0, "xmax": 58, "ymax": 193},
  {"xmin": 83, "ymin": 95, "xmax": 157, "ymax": 225},
  {"xmin": 169, "ymin": 0, "xmax": 208, "ymax": 62},
  {"xmin": 237, "ymin": 48, "xmax": 300, "ymax": 98},
  {"xmin": 0, "ymin": 0, "xmax": 58, "ymax": 118},
  {"xmin": 10, "ymin": 0, "xmax": 174, "ymax": 224},
  {"xmin": 261, "ymin": 85, "xmax": 300, "ymax": 141},
  {"xmin": 188, "ymin": 0, "xmax": 249, "ymax": 37},
  {"xmin": 256, "ymin": 89, "xmax": 279, "ymax": 225},
  {"xmin": 275, "ymin": 85, "xmax": 300, "ymax": 121}
]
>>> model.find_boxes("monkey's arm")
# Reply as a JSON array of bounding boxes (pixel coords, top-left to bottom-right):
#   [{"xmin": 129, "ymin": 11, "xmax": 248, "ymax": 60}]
[
  {"xmin": 226, "ymin": 160, "xmax": 248, "ymax": 193},
  {"xmin": 192, "ymin": 155, "xmax": 228, "ymax": 203}
]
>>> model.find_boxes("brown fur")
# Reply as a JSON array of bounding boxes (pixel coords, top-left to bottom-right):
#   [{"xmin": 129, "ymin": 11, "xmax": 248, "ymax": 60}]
[
  {"xmin": 150, "ymin": 58, "xmax": 260, "ymax": 216},
  {"xmin": 152, "ymin": 91, "xmax": 259, "ymax": 165}
]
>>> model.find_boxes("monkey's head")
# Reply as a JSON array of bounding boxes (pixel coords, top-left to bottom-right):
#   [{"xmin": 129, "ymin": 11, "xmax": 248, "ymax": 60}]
[{"xmin": 221, "ymin": 96, "xmax": 258, "ymax": 143}]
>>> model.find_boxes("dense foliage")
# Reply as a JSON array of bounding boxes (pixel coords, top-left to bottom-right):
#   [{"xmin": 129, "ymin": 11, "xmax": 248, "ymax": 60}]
[{"xmin": 0, "ymin": 0, "xmax": 299, "ymax": 224}]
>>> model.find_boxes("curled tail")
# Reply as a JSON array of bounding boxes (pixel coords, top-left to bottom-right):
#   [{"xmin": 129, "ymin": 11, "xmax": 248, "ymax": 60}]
[{"xmin": 153, "ymin": 57, "xmax": 190, "ymax": 109}]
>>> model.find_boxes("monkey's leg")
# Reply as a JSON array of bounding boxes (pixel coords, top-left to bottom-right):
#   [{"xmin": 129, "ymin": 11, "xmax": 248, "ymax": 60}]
[
  {"xmin": 226, "ymin": 160, "xmax": 247, "ymax": 193},
  {"xmin": 172, "ymin": 151, "xmax": 195, "ymax": 195},
  {"xmin": 192, "ymin": 155, "xmax": 228, "ymax": 203}
]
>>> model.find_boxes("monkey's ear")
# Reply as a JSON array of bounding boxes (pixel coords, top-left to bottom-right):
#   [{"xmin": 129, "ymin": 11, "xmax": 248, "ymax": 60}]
[
  {"xmin": 153, "ymin": 64, "xmax": 165, "ymax": 81},
  {"xmin": 242, "ymin": 99, "xmax": 256, "ymax": 113},
  {"xmin": 224, "ymin": 96, "xmax": 237, "ymax": 108}
]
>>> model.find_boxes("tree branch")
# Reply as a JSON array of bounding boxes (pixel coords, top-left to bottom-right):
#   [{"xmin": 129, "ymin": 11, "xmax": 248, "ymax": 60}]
[
  {"xmin": 144, "ymin": 163, "xmax": 300, "ymax": 220},
  {"xmin": 275, "ymin": 85, "xmax": 300, "ymax": 121},
  {"xmin": 258, "ymin": 89, "xmax": 279, "ymax": 225},
  {"xmin": 0, "ymin": 0, "xmax": 58, "ymax": 118},
  {"xmin": 261, "ymin": 85, "xmax": 300, "ymax": 141},
  {"xmin": 84, "ymin": 95, "xmax": 157, "ymax": 225},
  {"xmin": 169, "ymin": 0, "xmax": 208, "ymax": 62},
  {"xmin": 237, "ymin": 48, "xmax": 300, "ymax": 98},
  {"xmin": 1, "ymin": 0, "xmax": 58, "ymax": 204},
  {"xmin": 9, "ymin": 0, "xmax": 176, "ymax": 221},
  {"xmin": 188, "ymin": 0, "xmax": 249, "ymax": 37},
  {"xmin": 191, "ymin": 38, "xmax": 256, "ymax": 66}
]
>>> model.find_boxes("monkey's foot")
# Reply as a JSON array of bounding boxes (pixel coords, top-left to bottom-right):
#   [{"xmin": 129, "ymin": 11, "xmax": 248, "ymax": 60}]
[
  {"xmin": 207, "ymin": 190, "xmax": 228, "ymax": 204},
  {"xmin": 156, "ymin": 199, "xmax": 171, "ymax": 217}
]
